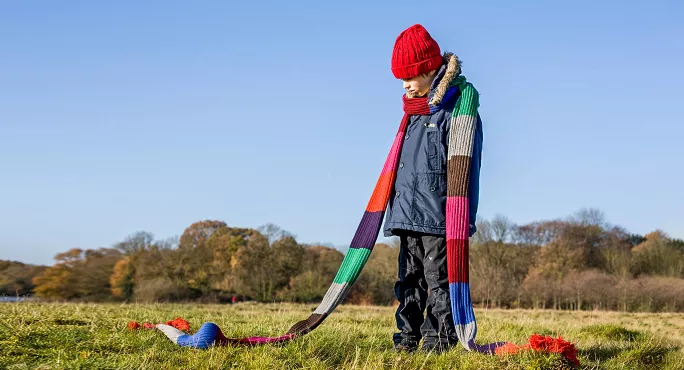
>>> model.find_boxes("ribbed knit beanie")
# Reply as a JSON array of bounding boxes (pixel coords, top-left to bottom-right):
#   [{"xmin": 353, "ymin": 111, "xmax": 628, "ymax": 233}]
[{"xmin": 391, "ymin": 24, "xmax": 442, "ymax": 79}]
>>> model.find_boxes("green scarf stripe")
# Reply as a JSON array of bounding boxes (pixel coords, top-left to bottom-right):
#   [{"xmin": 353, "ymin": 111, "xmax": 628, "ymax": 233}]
[
  {"xmin": 451, "ymin": 77, "xmax": 479, "ymax": 118},
  {"xmin": 332, "ymin": 248, "xmax": 372, "ymax": 284}
]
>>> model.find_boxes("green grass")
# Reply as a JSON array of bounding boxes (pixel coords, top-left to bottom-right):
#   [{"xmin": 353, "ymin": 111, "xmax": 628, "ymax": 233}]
[{"xmin": 1, "ymin": 303, "xmax": 683, "ymax": 369}]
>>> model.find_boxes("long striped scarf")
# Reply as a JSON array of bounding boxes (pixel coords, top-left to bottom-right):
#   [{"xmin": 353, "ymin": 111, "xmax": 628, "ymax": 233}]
[{"xmin": 156, "ymin": 74, "xmax": 495, "ymax": 353}]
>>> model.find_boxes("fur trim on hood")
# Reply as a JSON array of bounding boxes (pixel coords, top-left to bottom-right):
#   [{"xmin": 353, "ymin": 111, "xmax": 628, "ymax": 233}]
[{"xmin": 429, "ymin": 52, "xmax": 461, "ymax": 106}]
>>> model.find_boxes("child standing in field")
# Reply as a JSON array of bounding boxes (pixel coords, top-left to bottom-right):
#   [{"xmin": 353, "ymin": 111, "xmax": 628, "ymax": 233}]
[{"xmin": 383, "ymin": 24, "xmax": 483, "ymax": 353}]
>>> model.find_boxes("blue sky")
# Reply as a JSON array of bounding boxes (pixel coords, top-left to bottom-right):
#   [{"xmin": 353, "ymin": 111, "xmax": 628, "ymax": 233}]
[{"xmin": 1, "ymin": 1, "xmax": 683, "ymax": 265}]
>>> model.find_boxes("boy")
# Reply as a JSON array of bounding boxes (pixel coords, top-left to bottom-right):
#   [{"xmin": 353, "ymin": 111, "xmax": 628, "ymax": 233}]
[{"xmin": 384, "ymin": 24, "xmax": 483, "ymax": 353}]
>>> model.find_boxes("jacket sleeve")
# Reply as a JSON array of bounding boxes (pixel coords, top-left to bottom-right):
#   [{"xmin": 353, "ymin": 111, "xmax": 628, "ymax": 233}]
[{"xmin": 468, "ymin": 114, "xmax": 483, "ymax": 237}]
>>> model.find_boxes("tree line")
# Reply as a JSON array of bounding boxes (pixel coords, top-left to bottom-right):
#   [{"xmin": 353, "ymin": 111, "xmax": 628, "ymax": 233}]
[{"xmin": 2, "ymin": 208, "xmax": 683, "ymax": 312}]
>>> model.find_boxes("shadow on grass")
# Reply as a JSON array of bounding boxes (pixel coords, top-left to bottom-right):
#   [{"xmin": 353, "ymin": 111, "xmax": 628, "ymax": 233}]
[
  {"xmin": 579, "ymin": 344, "xmax": 624, "ymax": 362},
  {"xmin": 580, "ymin": 341, "xmax": 680, "ymax": 369},
  {"xmin": 580, "ymin": 324, "xmax": 642, "ymax": 342},
  {"xmin": 615, "ymin": 343, "xmax": 678, "ymax": 369},
  {"xmin": 53, "ymin": 318, "xmax": 88, "ymax": 326}
]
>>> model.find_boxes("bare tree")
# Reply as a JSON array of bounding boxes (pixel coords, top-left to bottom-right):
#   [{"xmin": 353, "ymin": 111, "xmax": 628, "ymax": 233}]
[
  {"xmin": 114, "ymin": 231, "xmax": 154, "ymax": 254},
  {"xmin": 259, "ymin": 223, "xmax": 294, "ymax": 244},
  {"xmin": 473, "ymin": 219, "xmax": 493, "ymax": 245},
  {"xmin": 490, "ymin": 214, "xmax": 515, "ymax": 243},
  {"xmin": 570, "ymin": 208, "xmax": 607, "ymax": 228}
]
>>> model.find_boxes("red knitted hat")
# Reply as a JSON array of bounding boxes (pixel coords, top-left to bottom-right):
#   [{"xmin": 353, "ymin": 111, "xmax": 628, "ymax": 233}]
[{"xmin": 391, "ymin": 24, "xmax": 442, "ymax": 79}]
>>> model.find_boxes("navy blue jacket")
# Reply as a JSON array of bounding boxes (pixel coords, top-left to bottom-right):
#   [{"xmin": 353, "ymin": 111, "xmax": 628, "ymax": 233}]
[{"xmin": 383, "ymin": 65, "xmax": 483, "ymax": 237}]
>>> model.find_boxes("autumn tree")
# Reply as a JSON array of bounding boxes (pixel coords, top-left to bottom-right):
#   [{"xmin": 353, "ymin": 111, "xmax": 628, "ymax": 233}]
[
  {"xmin": 520, "ymin": 269, "xmax": 554, "ymax": 309},
  {"xmin": 230, "ymin": 228, "xmax": 304, "ymax": 302},
  {"xmin": 0, "ymin": 260, "xmax": 46, "ymax": 296},
  {"xmin": 109, "ymin": 231, "xmax": 164, "ymax": 301},
  {"xmin": 278, "ymin": 245, "xmax": 344, "ymax": 302},
  {"xmin": 471, "ymin": 241, "xmax": 537, "ymax": 308},
  {"xmin": 206, "ymin": 226, "xmax": 254, "ymax": 294},
  {"xmin": 72, "ymin": 248, "xmax": 122, "ymax": 299},
  {"xmin": 170, "ymin": 220, "xmax": 228, "ymax": 296},
  {"xmin": 179, "ymin": 220, "xmax": 227, "ymax": 250},
  {"xmin": 349, "ymin": 242, "xmax": 399, "ymax": 305},
  {"xmin": 631, "ymin": 231, "xmax": 684, "ymax": 278},
  {"xmin": 110, "ymin": 257, "xmax": 133, "ymax": 299},
  {"xmin": 32, "ymin": 248, "xmax": 83, "ymax": 300},
  {"xmin": 33, "ymin": 248, "xmax": 121, "ymax": 300},
  {"xmin": 130, "ymin": 242, "xmax": 186, "ymax": 302}
]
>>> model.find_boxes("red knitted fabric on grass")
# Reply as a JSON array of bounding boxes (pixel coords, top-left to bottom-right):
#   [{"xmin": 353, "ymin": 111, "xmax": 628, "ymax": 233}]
[
  {"xmin": 128, "ymin": 317, "xmax": 191, "ymax": 332},
  {"xmin": 495, "ymin": 334, "xmax": 580, "ymax": 366}
]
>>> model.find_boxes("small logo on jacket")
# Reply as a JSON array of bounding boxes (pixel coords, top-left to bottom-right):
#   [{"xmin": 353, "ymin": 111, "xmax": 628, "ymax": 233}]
[{"xmin": 424, "ymin": 123, "xmax": 436, "ymax": 128}]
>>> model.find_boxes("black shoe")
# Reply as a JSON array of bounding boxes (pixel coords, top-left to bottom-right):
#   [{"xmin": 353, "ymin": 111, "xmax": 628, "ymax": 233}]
[
  {"xmin": 393, "ymin": 340, "xmax": 418, "ymax": 353},
  {"xmin": 420, "ymin": 340, "xmax": 457, "ymax": 354}
]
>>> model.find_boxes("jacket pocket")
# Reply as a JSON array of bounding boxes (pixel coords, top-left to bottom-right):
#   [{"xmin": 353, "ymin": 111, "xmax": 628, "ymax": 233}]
[
  {"xmin": 411, "ymin": 173, "xmax": 447, "ymax": 227},
  {"xmin": 427, "ymin": 131, "xmax": 443, "ymax": 172}
]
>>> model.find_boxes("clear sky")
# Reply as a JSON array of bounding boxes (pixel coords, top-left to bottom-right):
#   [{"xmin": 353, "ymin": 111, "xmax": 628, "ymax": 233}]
[{"xmin": 1, "ymin": 1, "xmax": 683, "ymax": 265}]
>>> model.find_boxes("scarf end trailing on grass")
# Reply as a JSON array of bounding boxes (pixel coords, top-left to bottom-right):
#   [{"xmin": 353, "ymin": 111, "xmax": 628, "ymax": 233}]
[
  {"xmin": 154, "ymin": 321, "xmax": 295, "ymax": 349},
  {"xmin": 128, "ymin": 317, "xmax": 295, "ymax": 348},
  {"xmin": 128, "ymin": 317, "xmax": 190, "ymax": 332},
  {"xmin": 128, "ymin": 317, "xmax": 579, "ymax": 366},
  {"xmin": 494, "ymin": 334, "xmax": 580, "ymax": 367}
]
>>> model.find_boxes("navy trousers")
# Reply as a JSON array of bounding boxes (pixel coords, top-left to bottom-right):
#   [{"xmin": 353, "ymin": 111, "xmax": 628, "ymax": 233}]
[{"xmin": 393, "ymin": 231, "xmax": 459, "ymax": 347}]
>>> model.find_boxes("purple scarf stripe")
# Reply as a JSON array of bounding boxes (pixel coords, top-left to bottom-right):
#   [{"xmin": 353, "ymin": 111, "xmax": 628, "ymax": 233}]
[{"xmin": 349, "ymin": 211, "xmax": 385, "ymax": 250}]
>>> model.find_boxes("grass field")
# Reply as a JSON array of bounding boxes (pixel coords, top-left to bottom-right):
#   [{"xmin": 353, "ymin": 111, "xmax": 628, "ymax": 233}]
[{"xmin": 1, "ymin": 302, "xmax": 682, "ymax": 369}]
